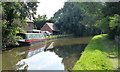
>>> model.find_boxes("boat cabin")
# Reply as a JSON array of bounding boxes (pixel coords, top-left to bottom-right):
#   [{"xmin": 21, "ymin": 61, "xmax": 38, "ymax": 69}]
[{"xmin": 27, "ymin": 29, "xmax": 41, "ymax": 33}]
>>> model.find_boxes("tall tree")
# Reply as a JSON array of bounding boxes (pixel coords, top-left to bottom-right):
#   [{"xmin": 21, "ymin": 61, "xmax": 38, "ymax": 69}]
[
  {"xmin": 53, "ymin": 2, "xmax": 85, "ymax": 36},
  {"xmin": 53, "ymin": 2, "xmax": 102, "ymax": 36},
  {"xmin": 99, "ymin": 2, "xmax": 120, "ymax": 38},
  {"xmin": 74, "ymin": 2, "xmax": 104, "ymax": 28},
  {"xmin": 2, "ymin": 2, "xmax": 39, "ymax": 48}
]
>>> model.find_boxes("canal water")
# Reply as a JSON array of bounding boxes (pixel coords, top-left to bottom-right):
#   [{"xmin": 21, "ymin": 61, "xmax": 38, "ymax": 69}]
[{"xmin": 2, "ymin": 37, "xmax": 92, "ymax": 70}]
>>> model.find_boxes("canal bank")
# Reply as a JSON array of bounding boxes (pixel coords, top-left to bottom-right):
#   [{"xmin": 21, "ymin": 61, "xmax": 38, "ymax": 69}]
[
  {"xmin": 73, "ymin": 34, "xmax": 118, "ymax": 70},
  {"xmin": 45, "ymin": 35, "xmax": 69, "ymax": 39}
]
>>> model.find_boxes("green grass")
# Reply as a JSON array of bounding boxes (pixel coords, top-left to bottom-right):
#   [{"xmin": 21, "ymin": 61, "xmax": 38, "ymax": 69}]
[
  {"xmin": 72, "ymin": 34, "xmax": 118, "ymax": 70},
  {"xmin": 45, "ymin": 35, "xmax": 67, "ymax": 39}
]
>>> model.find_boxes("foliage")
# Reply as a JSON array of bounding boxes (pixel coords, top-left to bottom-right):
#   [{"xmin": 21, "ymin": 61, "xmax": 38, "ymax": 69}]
[
  {"xmin": 100, "ymin": 2, "xmax": 120, "ymax": 39},
  {"xmin": 2, "ymin": 2, "xmax": 38, "ymax": 48},
  {"xmin": 96, "ymin": 17, "xmax": 110, "ymax": 33},
  {"xmin": 2, "ymin": 20, "xmax": 19, "ymax": 47},
  {"xmin": 53, "ymin": 2, "xmax": 86, "ymax": 36},
  {"xmin": 53, "ymin": 2, "xmax": 103, "ymax": 36},
  {"xmin": 74, "ymin": 2, "xmax": 104, "ymax": 35},
  {"xmin": 109, "ymin": 15, "xmax": 120, "ymax": 31},
  {"xmin": 75, "ymin": 2, "xmax": 120, "ymax": 38},
  {"xmin": 52, "ymin": 2, "xmax": 120, "ymax": 38},
  {"xmin": 73, "ymin": 34, "xmax": 118, "ymax": 70},
  {"xmin": 96, "ymin": 2, "xmax": 120, "ymax": 39},
  {"xmin": 33, "ymin": 15, "xmax": 55, "ymax": 29},
  {"xmin": 75, "ymin": 2, "xmax": 104, "ymax": 26},
  {"xmin": 101, "ymin": 2, "xmax": 120, "ymax": 17},
  {"xmin": 108, "ymin": 14, "xmax": 120, "ymax": 38},
  {"xmin": 33, "ymin": 15, "xmax": 47, "ymax": 29},
  {"xmin": 2, "ymin": 2, "xmax": 38, "ymax": 21}
]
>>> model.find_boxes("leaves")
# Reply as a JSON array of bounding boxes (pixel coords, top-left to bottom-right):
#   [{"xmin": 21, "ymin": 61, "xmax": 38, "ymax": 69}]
[
  {"xmin": 2, "ymin": 2, "xmax": 38, "ymax": 48},
  {"xmin": 53, "ymin": 2, "xmax": 85, "ymax": 36},
  {"xmin": 33, "ymin": 15, "xmax": 47, "ymax": 29},
  {"xmin": 109, "ymin": 14, "xmax": 120, "ymax": 29}
]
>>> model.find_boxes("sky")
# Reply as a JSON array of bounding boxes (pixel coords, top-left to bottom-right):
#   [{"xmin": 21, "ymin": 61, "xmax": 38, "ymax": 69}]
[{"xmin": 36, "ymin": 0, "xmax": 67, "ymax": 19}]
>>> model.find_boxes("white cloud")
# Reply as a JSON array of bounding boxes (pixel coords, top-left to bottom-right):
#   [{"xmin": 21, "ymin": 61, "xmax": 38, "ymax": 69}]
[{"xmin": 36, "ymin": 0, "xmax": 67, "ymax": 19}]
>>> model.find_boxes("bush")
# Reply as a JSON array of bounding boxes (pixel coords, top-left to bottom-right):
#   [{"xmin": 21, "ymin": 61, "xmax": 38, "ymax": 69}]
[{"xmin": 108, "ymin": 14, "xmax": 120, "ymax": 39}]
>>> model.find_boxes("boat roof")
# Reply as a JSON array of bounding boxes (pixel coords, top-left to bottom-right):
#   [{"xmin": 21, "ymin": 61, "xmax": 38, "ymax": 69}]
[
  {"xmin": 17, "ymin": 33, "xmax": 42, "ymax": 34},
  {"xmin": 27, "ymin": 29, "xmax": 41, "ymax": 32},
  {"xmin": 24, "ymin": 33, "xmax": 42, "ymax": 34}
]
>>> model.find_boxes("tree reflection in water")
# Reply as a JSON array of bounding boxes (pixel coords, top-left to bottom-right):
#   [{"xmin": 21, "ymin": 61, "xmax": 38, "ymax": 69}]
[{"xmin": 47, "ymin": 44, "xmax": 87, "ymax": 70}]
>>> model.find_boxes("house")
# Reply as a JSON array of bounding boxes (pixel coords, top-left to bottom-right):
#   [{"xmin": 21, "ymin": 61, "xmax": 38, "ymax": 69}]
[
  {"xmin": 23, "ymin": 20, "xmax": 34, "ymax": 32},
  {"xmin": 13, "ymin": 19, "xmax": 34, "ymax": 33},
  {"xmin": 40, "ymin": 23, "xmax": 60, "ymax": 35}
]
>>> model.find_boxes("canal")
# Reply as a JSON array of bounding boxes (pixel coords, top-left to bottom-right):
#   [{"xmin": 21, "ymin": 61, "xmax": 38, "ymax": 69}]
[{"xmin": 2, "ymin": 37, "xmax": 92, "ymax": 70}]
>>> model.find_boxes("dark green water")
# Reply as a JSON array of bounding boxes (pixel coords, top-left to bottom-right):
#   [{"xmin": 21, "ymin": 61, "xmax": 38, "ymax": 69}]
[{"xmin": 2, "ymin": 37, "xmax": 92, "ymax": 70}]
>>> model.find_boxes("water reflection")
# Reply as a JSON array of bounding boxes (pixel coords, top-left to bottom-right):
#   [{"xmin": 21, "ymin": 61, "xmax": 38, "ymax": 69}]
[
  {"xmin": 48, "ymin": 44, "xmax": 87, "ymax": 70},
  {"xmin": 17, "ymin": 44, "xmax": 46, "ymax": 58},
  {"xmin": 2, "ymin": 37, "xmax": 92, "ymax": 70},
  {"xmin": 2, "ymin": 41, "xmax": 47, "ymax": 70},
  {"xmin": 17, "ymin": 51, "xmax": 64, "ymax": 70}
]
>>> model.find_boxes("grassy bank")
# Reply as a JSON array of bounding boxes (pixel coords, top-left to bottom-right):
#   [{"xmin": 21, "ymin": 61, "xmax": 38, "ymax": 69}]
[
  {"xmin": 45, "ymin": 35, "xmax": 68, "ymax": 39},
  {"xmin": 73, "ymin": 34, "xmax": 118, "ymax": 70}
]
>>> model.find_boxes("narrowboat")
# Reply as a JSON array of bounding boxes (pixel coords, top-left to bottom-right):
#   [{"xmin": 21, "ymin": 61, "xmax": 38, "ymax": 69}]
[{"xmin": 17, "ymin": 33, "xmax": 46, "ymax": 46}]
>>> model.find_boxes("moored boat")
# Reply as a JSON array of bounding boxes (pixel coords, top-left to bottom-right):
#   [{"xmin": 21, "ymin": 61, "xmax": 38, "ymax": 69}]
[{"xmin": 17, "ymin": 33, "xmax": 46, "ymax": 46}]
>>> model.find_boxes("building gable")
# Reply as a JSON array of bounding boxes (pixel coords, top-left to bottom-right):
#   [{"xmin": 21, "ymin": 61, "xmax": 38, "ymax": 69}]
[{"xmin": 40, "ymin": 23, "xmax": 59, "ymax": 33}]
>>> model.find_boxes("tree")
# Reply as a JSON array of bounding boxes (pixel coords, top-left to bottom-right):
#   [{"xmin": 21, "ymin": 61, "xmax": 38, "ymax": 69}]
[
  {"xmin": 33, "ymin": 15, "xmax": 55, "ymax": 30},
  {"xmin": 53, "ymin": 2, "xmax": 85, "ymax": 36},
  {"xmin": 75, "ymin": 2, "xmax": 120, "ymax": 38},
  {"xmin": 99, "ymin": 2, "xmax": 120, "ymax": 39},
  {"xmin": 2, "ymin": 2, "xmax": 39, "ymax": 48},
  {"xmin": 53, "ymin": 2, "xmax": 119, "ymax": 38},
  {"xmin": 108, "ymin": 14, "xmax": 120, "ymax": 39},
  {"xmin": 101, "ymin": 2, "xmax": 120, "ymax": 17},
  {"xmin": 75, "ymin": 2, "xmax": 104, "ymax": 27},
  {"xmin": 96, "ymin": 17, "xmax": 110, "ymax": 33},
  {"xmin": 33, "ymin": 15, "xmax": 47, "ymax": 29},
  {"xmin": 53, "ymin": 2, "xmax": 102, "ymax": 36}
]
